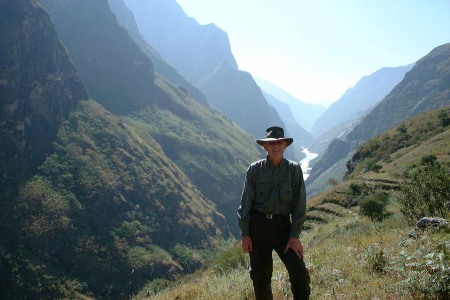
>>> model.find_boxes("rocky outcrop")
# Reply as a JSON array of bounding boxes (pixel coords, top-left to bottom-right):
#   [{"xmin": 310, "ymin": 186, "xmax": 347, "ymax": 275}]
[
  {"xmin": 0, "ymin": 0, "xmax": 87, "ymax": 194},
  {"xmin": 416, "ymin": 217, "xmax": 449, "ymax": 230}
]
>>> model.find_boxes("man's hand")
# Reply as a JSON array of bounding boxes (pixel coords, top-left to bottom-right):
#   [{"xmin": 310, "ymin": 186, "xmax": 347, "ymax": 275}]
[
  {"xmin": 284, "ymin": 237, "xmax": 304, "ymax": 259},
  {"xmin": 241, "ymin": 236, "xmax": 253, "ymax": 253}
]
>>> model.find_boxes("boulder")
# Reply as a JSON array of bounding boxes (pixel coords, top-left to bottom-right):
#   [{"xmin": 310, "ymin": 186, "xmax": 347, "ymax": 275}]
[{"xmin": 416, "ymin": 217, "xmax": 449, "ymax": 230}]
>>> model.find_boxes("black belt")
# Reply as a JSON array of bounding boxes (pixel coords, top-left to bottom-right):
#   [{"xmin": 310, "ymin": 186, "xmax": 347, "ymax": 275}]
[{"xmin": 251, "ymin": 209, "xmax": 289, "ymax": 220}]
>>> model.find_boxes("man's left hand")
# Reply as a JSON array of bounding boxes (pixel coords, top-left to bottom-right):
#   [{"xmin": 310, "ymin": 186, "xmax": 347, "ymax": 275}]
[{"xmin": 284, "ymin": 237, "xmax": 304, "ymax": 259}]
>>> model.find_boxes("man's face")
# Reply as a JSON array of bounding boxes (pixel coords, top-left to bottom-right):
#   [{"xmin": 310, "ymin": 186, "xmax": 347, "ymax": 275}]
[{"xmin": 263, "ymin": 140, "xmax": 287, "ymax": 159}]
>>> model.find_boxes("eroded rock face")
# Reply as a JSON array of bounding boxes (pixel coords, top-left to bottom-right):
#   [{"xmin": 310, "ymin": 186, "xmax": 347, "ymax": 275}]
[{"xmin": 0, "ymin": 0, "xmax": 87, "ymax": 192}]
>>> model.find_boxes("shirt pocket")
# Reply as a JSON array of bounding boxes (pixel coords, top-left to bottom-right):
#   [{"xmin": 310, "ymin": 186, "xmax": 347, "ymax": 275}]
[
  {"xmin": 255, "ymin": 185, "xmax": 270, "ymax": 203},
  {"xmin": 279, "ymin": 182, "xmax": 293, "ymax": 203}
]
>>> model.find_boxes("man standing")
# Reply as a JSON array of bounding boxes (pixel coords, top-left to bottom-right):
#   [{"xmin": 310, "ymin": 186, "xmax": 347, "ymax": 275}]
[{"xmin": 238, "ymin": 126, "xmax": 310, "ymax": 300}]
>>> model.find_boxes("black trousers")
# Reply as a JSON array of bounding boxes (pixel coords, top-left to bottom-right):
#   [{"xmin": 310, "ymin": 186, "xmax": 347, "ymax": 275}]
[{"xmin": 249, "ymin": 211, "xmax": 310, "ymax": 300}]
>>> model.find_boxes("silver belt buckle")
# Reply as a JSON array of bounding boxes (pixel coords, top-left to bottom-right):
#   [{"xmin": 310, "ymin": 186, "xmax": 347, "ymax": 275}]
[{"xmin": 265, "ymin": 213, "xmax": 273, "ymax": 219}]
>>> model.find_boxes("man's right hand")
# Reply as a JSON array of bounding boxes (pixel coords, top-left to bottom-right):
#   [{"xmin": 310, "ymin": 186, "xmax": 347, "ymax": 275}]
[{"xmin": 241, "ymin": 236, "xmax": 253, "ymax": 253}]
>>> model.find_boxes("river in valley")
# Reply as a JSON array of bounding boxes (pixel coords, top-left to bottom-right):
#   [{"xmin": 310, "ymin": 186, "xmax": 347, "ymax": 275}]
[{"xmin": 300, "ymin": 147, "xmax": 318, "ymax": 180}]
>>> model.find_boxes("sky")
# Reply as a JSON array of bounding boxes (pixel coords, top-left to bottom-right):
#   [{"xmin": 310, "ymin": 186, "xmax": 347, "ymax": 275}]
[{"xmin": 175, "ymin": 0, "xmax": 450, "ymax": 107}]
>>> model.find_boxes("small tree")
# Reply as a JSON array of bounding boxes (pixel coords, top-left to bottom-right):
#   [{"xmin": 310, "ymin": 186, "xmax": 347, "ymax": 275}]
[
  {"xmin": 398, "ymin": 159, "xmax": 450, "ymax": 225},
  {"xmin": 438, "ymin": 110, "xmax": 450, "ymax": 127},
  {"xmin": 359, "ymin": 191, "xmax": 389, "ymax": 221},
  {"xmin": 349, "ymin": 182, "xmax": 366, "ymax": 196}
]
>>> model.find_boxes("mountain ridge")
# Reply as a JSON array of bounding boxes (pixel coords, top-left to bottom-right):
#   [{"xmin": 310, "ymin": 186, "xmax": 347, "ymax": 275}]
[
  {"xmin": 348, "ymin": 43, "xmax": 450, "ymax": 141},
  {"xmin": 107, "ymin": 0, "xmax": 209, "ymax": 106},
  {"xmin": 123, "ymin": 0, "xmax": 288, "ymax": 140},
  {"xmin": 311, "ymin": 64, "xmax": 414, "ymax": 137},
  {"xmin": 255, "ymin": 77, "xmax": 326, "ymax": 132},
  {"xmin": 306, "ymin": 43, "xmax": 450, "ymax": 197}
]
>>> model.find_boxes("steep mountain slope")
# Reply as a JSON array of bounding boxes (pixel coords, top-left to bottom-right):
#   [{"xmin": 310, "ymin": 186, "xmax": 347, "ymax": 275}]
[
  {"xmin": 38, "ymin": 0, "xmax": 262, "ymax": 236},
  {"xmin": 0, "ymin": 0, "xmax": 87, "ymax": 198},
  {"xmin": 345, "ymin": 106, "xmax": 450, "ymax": 180},
  {"xmin": 306, "ymin": 43, "xmax": 450, "ymax": 196},
  {"xmin": 348, "ymin": 43, "xmax": 450, "ymax": 141},
  {"xmin": 3, "ymin": 100, "xmax": 233, "ymax": 298},
  {"xmin": 107, "ymin": 0, "xmax": 208, "ymax": 106},
  {"xmin": 39, "ymin": 0, "xmax": 160, "ymax": 115},
  {"xmin": 123, "ymin": 0, "xmax": 238, "ymax": 84},
  {"xmin": 312, "ymin": 64, "xmax": 414, "ymax": 137},
  {"xmin": 122, "ymin": 0, "xmax": 287, "ymax": 140},
  {"xmin": 255, "ymin": 77, "xmax": 326, "ymax": 132}
]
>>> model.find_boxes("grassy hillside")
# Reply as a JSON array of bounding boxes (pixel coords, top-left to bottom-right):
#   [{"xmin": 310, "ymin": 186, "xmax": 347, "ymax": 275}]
[{"xmin": 134, "ymin": 107, "xmax": 450, "ymax": 299}]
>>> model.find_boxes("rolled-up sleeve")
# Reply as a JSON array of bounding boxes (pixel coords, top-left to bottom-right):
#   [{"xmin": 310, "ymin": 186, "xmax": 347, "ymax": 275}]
[
  {"xmin": 289, "ymin": 165, "xmax": 307, "ymax": 238},
  {"xmin": 237, "ymin": 165, "xmax": 255, "ymax": 236}
]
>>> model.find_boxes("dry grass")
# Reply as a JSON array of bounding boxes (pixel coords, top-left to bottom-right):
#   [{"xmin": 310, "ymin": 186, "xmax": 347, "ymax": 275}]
[{"xmin": 133, "ymin": 203, "xmax": 449, "ymax": 300}]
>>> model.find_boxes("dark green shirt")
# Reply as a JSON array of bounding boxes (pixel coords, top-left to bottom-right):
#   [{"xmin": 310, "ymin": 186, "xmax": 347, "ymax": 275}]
[{"xmin": 237, "ymin": 157, "xmax": 307, "ymax": 238}]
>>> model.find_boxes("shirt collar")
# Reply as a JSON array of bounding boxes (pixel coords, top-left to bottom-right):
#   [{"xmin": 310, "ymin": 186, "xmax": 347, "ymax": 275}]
[{"xmin": 265, "ymin": 156, "xmax": 285, "ymax": 169}]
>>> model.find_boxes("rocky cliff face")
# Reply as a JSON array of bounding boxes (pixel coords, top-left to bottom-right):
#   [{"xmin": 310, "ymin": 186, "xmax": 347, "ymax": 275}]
[
  {"xmin": 0, "ymin": 0, "xmax": 87, "ymax": 195},
  {"xmin": 39, "ymin": 0, "xmax": 157, "ymax": 115},
  {"xmin": 124, "ymin": 0, "xmax": 238, "ymax": 85},
  {"xmin": 107, "ymin": 0, "xmax": 209, "ymax": 106}
]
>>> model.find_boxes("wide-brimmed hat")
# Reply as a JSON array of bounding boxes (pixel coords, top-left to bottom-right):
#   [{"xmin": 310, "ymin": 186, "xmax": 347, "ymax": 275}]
[{"xmin": 256, "ymin": 126, "xmax": 293, "ymax": 146}]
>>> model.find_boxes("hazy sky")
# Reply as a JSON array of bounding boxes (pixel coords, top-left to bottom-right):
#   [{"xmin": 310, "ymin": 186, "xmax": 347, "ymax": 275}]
[{"xmin": 176, "ymin": 0, "xmax": 450, "ymax": 107}]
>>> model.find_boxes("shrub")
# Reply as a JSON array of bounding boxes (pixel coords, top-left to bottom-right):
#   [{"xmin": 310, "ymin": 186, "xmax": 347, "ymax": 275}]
[
  {"xmin": 366, "ymin": 246, "xmax": 387, "ymax": 274},
  {"xmin": 420, "ymin": 154, "xmax": 437, "ymax": 165},
  {"xmin": 398, "ymin": 160, "xmax": 450, "ymax": 225},
  {"xmin": 364, "ymin": 159, "xmax": 383, "ymax": 173},
  {"xmin": 358, "ymin": 191, "xmax": 389, "ymax": 222},
  {"xmin": 212, "ymin": 243, "xmax": 248, "ymax": 274},
  {"xmin": 170, "ymin": 244, "xmax": 202, "ymax": 273},
  {"xmin": 438, "ymin": 110, "xmax": 450, "ymax": 127},
  {"xmin": 349, "ymin": 182, "xmax": 368, "ymax": 196}
]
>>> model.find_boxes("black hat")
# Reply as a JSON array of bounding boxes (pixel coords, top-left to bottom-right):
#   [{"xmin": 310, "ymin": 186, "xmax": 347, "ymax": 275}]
[{"xmin": 256, "ymin": 126, "xmax": 293, "ymax": 146}]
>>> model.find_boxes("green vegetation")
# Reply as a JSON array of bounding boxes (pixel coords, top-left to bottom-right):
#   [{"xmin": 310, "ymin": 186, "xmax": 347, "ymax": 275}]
[
  {"xmin": 399, "ymin": 157, "xmax": 450, "ymax": 225},
  {"xmin": 358, "ymin": 191, "xmax": 389, "ymax": 221}
]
